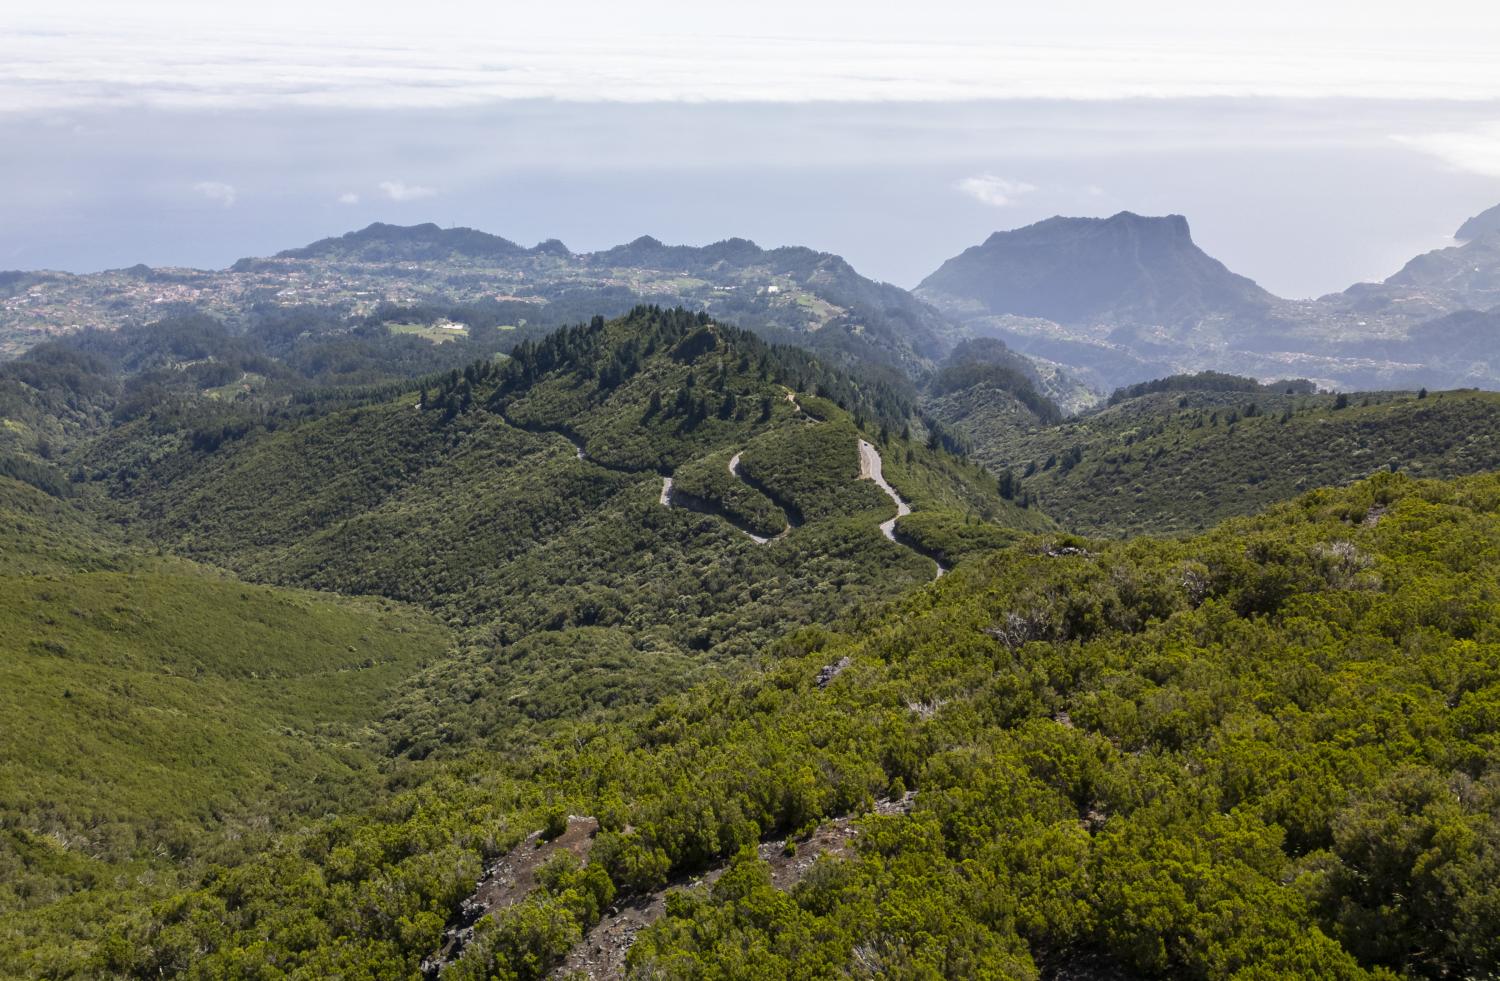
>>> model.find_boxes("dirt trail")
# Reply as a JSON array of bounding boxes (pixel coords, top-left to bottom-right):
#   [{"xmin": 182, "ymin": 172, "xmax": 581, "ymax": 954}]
[
  {"xmin": 424, "ymin": 816, "xmax": 599, "ymax": 977},
  {"xmin": 552, "ymin": 795, "xmax": 916, "ymax": 980},
  {"xmin": 858, "ymin": 439, "xmax": 945, "ymax": 578}
]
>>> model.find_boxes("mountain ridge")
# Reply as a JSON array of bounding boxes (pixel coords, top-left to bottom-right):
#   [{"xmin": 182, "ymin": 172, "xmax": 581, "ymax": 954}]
[
  {"xmin": 918, "ymin": 210, "xmax": 1277, "ymax": 328},
  {"xmin": 2, "ymin": 221, "xmax": 984, "ymax": 380},
  {"xmin": 1457, "ymin": 202, "xmax": 1500, "ymax": 242},
  {"xmin": 268, "ymin": 221, "xmax": 538, "ymax": 263},
  {"xmin": 920, "ymin": 203, "xmax": 1500, "ymax": 394}
]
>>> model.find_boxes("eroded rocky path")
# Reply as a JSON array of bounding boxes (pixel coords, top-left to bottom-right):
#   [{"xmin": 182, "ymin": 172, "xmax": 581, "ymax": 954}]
[
  {"xmin": 423, "ymin": 816, "xmax": 601, "ymax": 977},
  {"xmin": 551, "ymin": 794, "xmax": 917, "ymax": 980},
  {"xmin": 424, "ymin": 794, "xmax": 921, "ymax": 978}
]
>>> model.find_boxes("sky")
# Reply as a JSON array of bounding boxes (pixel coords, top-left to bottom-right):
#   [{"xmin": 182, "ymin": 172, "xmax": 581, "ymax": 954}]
[{"xmin": 3, "ymin": 1, "xmax": 1500, "ymax": 296}]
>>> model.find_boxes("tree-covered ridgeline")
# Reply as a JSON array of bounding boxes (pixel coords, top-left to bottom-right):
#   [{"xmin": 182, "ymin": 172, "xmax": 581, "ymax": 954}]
[{"xmin": 929, "ymin": 373, "xmax": 1500, "ymax": 538}]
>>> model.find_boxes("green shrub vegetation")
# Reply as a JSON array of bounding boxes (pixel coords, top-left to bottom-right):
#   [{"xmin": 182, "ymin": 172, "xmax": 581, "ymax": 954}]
[
  {"xmin": 7, "ymin": 470, "xmax": 1497, "ymax": 978},
  {"xmin": 0, "ymin": 476, "xmax": 452, "ymax": 923},
  {"xmin": 668, "ymin": 448, "xmax": 788, "ymax": 538},
  {"xmin": 892, "ymin": 509, "xmax": 1024, "ymax": 566},
  {"xmin": 2, "ymin": 308, "xmax": 1033, "ymax": 974},
  {"xmin": 71, "ymin": 312, "xmax": 1001, "ymax": 698},
  {"xmin": 6, "ymin": 305, "xmax": 1500, "ymax": 980},
  {"xmin": 735, "ymin": 418, "xmax": 890, "ymax": 524},
  {"xmin": 939, "ymin": 383, "xmax": 1500, "ymax": 537}
]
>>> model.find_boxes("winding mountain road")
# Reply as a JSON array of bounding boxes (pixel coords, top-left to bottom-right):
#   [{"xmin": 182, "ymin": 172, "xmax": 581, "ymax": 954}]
[
  {"xmin": 508, "ymin": 402, "xmax": 941, "ymax": 573},
  {"xmin": 726, "ymin": 451, "xmax": 790, "ymax": 544},
  {"xmin": 544, "ymin": 420, "xmax": 784, "ymax": 546},
  {"xmin": 859, "ymin": 439, "xmax": 946, "ymax": 578}
]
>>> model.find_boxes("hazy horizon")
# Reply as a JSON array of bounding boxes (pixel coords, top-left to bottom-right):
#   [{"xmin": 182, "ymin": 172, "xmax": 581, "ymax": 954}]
[
  {"xmin": 4, "ymin": 98, "xmax": 1499, "ymax": 297},
  {"xmin": 5, "ymin": 2, "xmax": 1500, "ymax": 296}
]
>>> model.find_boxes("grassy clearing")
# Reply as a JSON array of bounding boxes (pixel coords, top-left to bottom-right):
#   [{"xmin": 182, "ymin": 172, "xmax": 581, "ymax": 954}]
[{"xmin": 388, "ymin": 322, "xmax": 470, "ymax": 344}]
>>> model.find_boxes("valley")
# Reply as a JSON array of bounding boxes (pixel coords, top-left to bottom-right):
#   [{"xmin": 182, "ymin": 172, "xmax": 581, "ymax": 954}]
[
  {"xmin": 10, "ymin": 460, "xmax": 1498, "ymax": 979},
  {"xmin": 8, "ymin": 2, "xmax": 1500, "ymax": 976},
  {"xmin": 2, "ymin": 214, "xmax": 1499, "ymax": 981}
]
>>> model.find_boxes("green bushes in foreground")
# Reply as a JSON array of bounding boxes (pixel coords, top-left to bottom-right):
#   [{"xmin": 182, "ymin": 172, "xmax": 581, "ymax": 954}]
[{"xmin": 10, "ymin": 471, "xmax": 1499, "ymax": 979}]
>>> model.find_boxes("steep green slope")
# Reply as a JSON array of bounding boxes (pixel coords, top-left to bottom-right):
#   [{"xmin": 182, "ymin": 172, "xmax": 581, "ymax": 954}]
[
  {"xmin": 17, "ymin": 471, "xmax": 1498, "ymax": 979},
  {"xmin": 944, "ymin": 382, "xmax": 1500, "ymax": 537},
  {"xmin": 77, "ymin": 308, "xmax": 1039, "ymax": 758},
  {"xmin": 914, "ymin": 337, "xmax": 1077, "ymax": 505},
  {"xmin": 0, "ymin": 472, "xmax": 122, "ymax": 575},
  {"xmin": 0, "ymin": 477, "xmax": 452, "ymax": 918},
  {"xmin": 922, "ymin": 374, "xmax": 1051, "ymax": 450}
]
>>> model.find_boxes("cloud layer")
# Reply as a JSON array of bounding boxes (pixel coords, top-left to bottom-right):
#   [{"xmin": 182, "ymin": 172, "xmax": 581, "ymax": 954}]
[
  {"xmin": 193, "ymin": 181, "xmax": 236, "ymax": 207},
  {"xmin": 379, "ymin": 181, "xmax": 436, "ymax": 202},
  {"xmin": 1395, "ymin": 124, "xmax": 1500, "ymax": 179},
  {"xmin": 5, "ymin": 23, "xmax": 1500, "ymax": 111},
  {"xmin": 956, "ymin": 175, "xmax": 1037, "ymax": 207}
]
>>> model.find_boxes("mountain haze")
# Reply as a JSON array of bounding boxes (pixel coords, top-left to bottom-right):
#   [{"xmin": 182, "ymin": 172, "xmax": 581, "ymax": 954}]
[
  {"xmin": 1457, "ymin": 202, "xmax": 1500, "ymax": 242},
  {"xmin": 1336, "ymin": 218, "xmax": 1500, "ymax": 317},
  {"xmin": 922, "ymin": 203, "xmax": 1500, "ymax": 394},
  {"xmin": 918, "ymin": 212, "xmax": 1277, "ymax": 327},
  {"xmin": 4, "ymin": 226, "xmax": 1500, "ymax": 979}
]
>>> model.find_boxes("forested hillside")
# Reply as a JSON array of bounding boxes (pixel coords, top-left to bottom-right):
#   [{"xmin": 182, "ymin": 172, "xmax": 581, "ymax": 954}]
[
  {"xmin": 932, "ymin": 374, "xmax": 1500, "ymax": 537},
  {"xmin": 4, "ymin": 308, "xmax": 1038, "ymax": 781},
  {"xmin": 75, "ymin": 310, "xmax": 1035, "ymax": 691},
  {"xmin": 0, "ymin": 307, "xmax": 1054, "ymax": 975},
  {"xmin": 8, "ymin": 470, "xmax": 1497, "ymax": 979}
]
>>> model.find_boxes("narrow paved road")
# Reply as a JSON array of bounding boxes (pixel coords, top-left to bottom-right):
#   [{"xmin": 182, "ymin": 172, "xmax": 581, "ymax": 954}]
[
  {"xmin": 504, "ymin": 411, "xmax": 786, "ymax": 545},
  {"xmin": 726, "ymin": 451, "xmax": 789, "ymax": 544},
  {"xmin": 516, "ymin": 404, "xmax": 934, "ymax": 569},
  {"xmin": 656, "ymin": 456, "xmax": 786, "ymax": 545},
  {"xmin": 858, "ymin": 439, "xmax": 946, "ymax": 578},
  {"xmin": 857, "ymin": 439, "xmax": 910, "ymax": 541}
]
